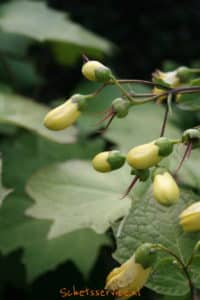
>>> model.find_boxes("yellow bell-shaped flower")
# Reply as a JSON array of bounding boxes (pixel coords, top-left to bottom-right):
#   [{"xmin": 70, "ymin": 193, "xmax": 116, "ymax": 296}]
[
  {"xmin": 179, "ymin": 202, "xmax": 200, "ymax": 232},
  {"xmin": 44, "ymin": 97, "xmax": 81, "ymax": 130},
  {"xmin": 105, "ymin": 243, "xmax": 157, "ymax": 298},
  {"xmin": 127, "ymin": 143, "xmax": 161, "ymax": 170},
  {"xmin": 153, "ymin": 172, "xmax": 180, "ymax": 206}
]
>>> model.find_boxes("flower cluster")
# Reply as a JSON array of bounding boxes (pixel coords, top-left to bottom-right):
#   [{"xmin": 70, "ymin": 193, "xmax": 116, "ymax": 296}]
[{"xmin": 43, "ymin": 59, "xmax": 200, "ymax": 297}]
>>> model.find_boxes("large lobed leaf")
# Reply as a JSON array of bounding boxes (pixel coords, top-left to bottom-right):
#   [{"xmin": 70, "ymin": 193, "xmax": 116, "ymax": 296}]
[
  {"xmin": 26, "ymin": 160, "xmax": 131, "ymax": 239},
  {"xmin": 113, "ymin": 185, "xmax": 200, "ymax": 296}
]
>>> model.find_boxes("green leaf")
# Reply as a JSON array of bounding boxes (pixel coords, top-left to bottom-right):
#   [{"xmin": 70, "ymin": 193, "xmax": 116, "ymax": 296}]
[
  {"xmin": 26, "ymin": 160, "xmax": 131, "ymax": 239},
  {"xmin": 113, "ymin": 186, "xmax": 200, "ymax": 296},
  {"xmin": 0, "ymin": 0, "xmax": 112, "ymax": 59},
  {"xmin": 0, "ymin": 91, "xmax": 77, "ymax": 143},
  {"xmin": 176, "ymin": 93, "xmax": 200, "ymax": 111},
  {"xmin": 0, "ymin": 31, "xmax": 31, "ymax": 57},
  {"xmin": 188, "ymin": 256, "xmax": 200, "ymax": 289},
  {"xmin": 0, "ymin": 57, "xmax": 44, "ymax": 89},
  {"xmin": 1, "ymin": 131, "xmax": 104, "ymax": 191},
  {"xmin": 0, "ymin": 159, "xmax": 12, "ymax": 206},
  {"xmin": 0, "ymin": 192, "xmax": 110, "ymax": 282},
  {"xmin": 105, "ymin": 103, "xmax": 181, "ymax": 151},
  {"xmin": 148, "ymin": 258, "xmax": 189, "ymax": 296}
]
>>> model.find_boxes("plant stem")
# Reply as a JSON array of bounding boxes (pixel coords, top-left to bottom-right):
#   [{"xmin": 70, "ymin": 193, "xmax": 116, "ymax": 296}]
[
  {"xmin": 157, "ymin": 245, "xmax": 195, "ymax": 298},
  {"xmin": 160, "ymin": 104, "xmax": 169, "ymax": 137}
]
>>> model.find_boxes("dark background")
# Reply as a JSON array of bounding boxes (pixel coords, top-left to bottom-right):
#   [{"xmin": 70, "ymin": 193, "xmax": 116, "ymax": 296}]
[{"xmin": 44, "ymin": 0, "xmax": 200, "ymax": 96}]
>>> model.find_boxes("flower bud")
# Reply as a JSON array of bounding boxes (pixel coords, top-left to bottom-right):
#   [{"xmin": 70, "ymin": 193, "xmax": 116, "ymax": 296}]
[
  {"xmin": 127, "ymin": 143, "xmax": 162, "ymax": 170},
  {"xmin": 44, "ymin": 94, "xmax": 85, "ymax": 130},
  {"xmin": 81, "ymin": 60, "xmax": 112, "ymax": 82},
  {"xmin": 155, "ymin": 137, "xmax": 174, "ymax": 157},
  {"xmin": 152, "ymin": 70, "xmax": 180, "ymax": 88},
  {"xmin": 105, "ymin": 243, "xmax": 157, "ymax": 296},
  {"xmin": 92, "ymin": 150, "xmax": 125, "ymax": 173},
  {"xmin": 182, "ymin": 129, "xmax": 200, "ymax": 148},
  {"xmin": 153, "ymin": 171, "xmax": 180, "ymax": 206},
  {"xmin": 112, "ymin": 98, "xmax": 131, "ymax": 118},
  {"xmin": 179, "ymin": 202, "xmax": 200, "ymax": 232}
]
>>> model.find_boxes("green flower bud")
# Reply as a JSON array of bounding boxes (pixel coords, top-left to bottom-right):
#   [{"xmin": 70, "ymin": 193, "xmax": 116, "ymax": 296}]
[
  {"xmin": 176, "ymin": 66, "xmax": 194, "ymax": 83},
  {"xmin": 112, "ymin": 98, "xmax": 131, "ymax": 118},
  {"xmin": 182, "ymin": 129, "xmax": 200, "ymax": 147},
  {"xmin": 153, "ymin": 172, "xmax": 180, "ymax": 206},
  {"xmin": 155, "ymin": 137, "xmax": 174, "ymax": 157},
  {"xmin": 44, "ymin": 96, "xmax": 81, "ymax": 131},
  {"xmin": 135, "ymin": 243, "xmax": 158, "ymax": 269},
  {"xmin": 92, "ymin": 150, "xmax": 125, "ymax": 173},
  {"xmin": 179, "ymin": 202, "xmax": 200, "ymax": 232},
  {"xmin": 127, "ymin": 142, "xmax": 162, "ymax": 170},
  {"xmin": 81, "ymin": 60, "xmax": 112, "ymax": 82},
  {"xmin": 71, "ymin": 94, "xmax": 87, "ymax": 111}
]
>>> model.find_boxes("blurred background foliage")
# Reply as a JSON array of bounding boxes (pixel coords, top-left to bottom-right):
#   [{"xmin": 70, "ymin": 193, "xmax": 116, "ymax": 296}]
[{"xmin": 0, "ymin": 0, "xmax": 199, "ymax": 300}]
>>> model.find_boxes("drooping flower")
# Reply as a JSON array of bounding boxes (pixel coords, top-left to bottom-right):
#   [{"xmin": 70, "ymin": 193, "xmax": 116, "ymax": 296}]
[
  {"xmin": 105, "ymin": 243, "xmax": 157, "ymax": 298},
  {"xmin": 44, "ymin": 94, "xmax": 85, "ymax": 130},
  {"xmin": 153, "ymin": 171, "xmax": 180, "ymax": 206},
  {"xmin": 179, "ymin": 202, "xmax": 200, "ymax": 232}
]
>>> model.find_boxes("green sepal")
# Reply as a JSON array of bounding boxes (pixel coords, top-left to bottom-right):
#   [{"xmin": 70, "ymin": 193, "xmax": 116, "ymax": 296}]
[
  {"xmin": 112, "ymin": 98, "xmax": 131, "ymax": 118},
  {"xmin": 155, "ymin": 137, "xmax": 174, "ymax": 157},
  {"xmin": 71, "ymin": 94, "xmax": 87, "ymax": 111},
  {"xmin": 176, "ymin": 66, "xmax": 195, "ymax": 83},
  {"xmin": 130, "ymin": 168, "xmax": 150, "ymax": 182},
  {"xmin": 182, "ymin": 128, "xmax": 200, "ymax": 144},
  {"xmin": 95, "ymin": 66, "xmax": 113, "ymax": 83},
  {"xmin": 151, "ymin": 166, "xmax": 168, "ymax": 180},
  {"xmin": 135, "ymin": 243, "xmax": 158, "ymax": 269},
  {"xmin": 107, "ymin": 150, "xmax": 125, "ymax": 170}
]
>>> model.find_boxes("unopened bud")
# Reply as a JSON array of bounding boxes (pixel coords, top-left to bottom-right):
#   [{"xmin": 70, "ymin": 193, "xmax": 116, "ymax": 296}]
[
  {"xmin": 92, "ymin": 150, "xmax": 125, "ymax": 173},
  {"xmin": 81, "ymin": 60, "xmax": 112, "ymax": 82}
]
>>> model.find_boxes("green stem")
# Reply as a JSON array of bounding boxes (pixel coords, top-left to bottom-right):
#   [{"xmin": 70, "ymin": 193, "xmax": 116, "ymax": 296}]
[{"xmin": 156, "ymin": 245, "xmax": 194, "ymax": 298}]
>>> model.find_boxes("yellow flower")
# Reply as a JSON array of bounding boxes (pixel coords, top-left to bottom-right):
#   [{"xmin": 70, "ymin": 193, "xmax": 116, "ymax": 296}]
[
  {"xmin": 153, "ymin": 70, "xmax": 180, "ymax": 87},
  {"xmin": 105, "ymin": 244, "xmax": 156, "ymax": 298},
  {"xmin": 179, "ymin": 202, "xmax": 200, "ymax": 232},
  {"xmin": 153, "ymin": 172, "xmax": 180, "ymax": 206},
  {"xmin": 152, "ymin": 87, "xmax": 166, "ymax": 102},
  {"xmin": 92, "ymin": 150, "xmax": 125, "ymax": 173},
  {"xmin": 127, "ymin": 143, "xmax": 161, "ymax": 170},
  {"xmin": 81, "ymin": 60, "xmax": 112, "ymax": 82},
  {"xmin": 44, "ymin": 98, "xmax": 81, "ymax": 131}
]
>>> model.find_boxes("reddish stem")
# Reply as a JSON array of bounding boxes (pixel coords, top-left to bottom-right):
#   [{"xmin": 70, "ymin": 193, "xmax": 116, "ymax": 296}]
[{"xmin": 121, "ymin": 176, "xmax": 139, "ymax": 199}]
